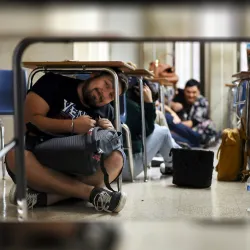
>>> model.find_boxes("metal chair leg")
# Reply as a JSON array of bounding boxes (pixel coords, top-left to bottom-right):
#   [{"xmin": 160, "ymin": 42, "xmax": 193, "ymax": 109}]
[
  {"xmin": 159, "ymin": 85, "xmax": 166, "ymax": 116},
  {"xmin": 0, "ymin": 120, "xmax": 5, "ymax": 180},
  {"xmin": 138, "ymin": 77, "xmax": 148, "ymax": 182},
  {"xmin": 122, "ymin": 124, "xmax": 134, "ymax": 182}
]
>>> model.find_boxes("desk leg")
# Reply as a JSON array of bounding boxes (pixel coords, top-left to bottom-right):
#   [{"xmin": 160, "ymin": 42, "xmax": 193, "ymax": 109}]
[{"xmin": 139, "ymin": 77, "xmax": 148, "ymax": 182}]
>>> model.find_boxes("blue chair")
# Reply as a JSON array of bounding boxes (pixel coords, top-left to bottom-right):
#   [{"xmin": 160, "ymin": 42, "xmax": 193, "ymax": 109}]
[{"xmin": 0, "ymin": 69, "xmax": 27, "ymax": 179}]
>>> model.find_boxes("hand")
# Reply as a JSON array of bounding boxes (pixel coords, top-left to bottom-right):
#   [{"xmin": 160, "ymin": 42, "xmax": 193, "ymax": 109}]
[
  {"xmin": 182, "ymin": 120, "xmax": 193, "ymax": 128},
  {"xmin": 155, "ymin": 100, "xmax": 160, "ymax": 107},
  {"xmin": 134, "ymin": 85, "xmax": 153, "ymax": 103},
  {"xmin": 172, "ymin": 113, "xmax": 181, "ymax": 124},
  {"xmin": 171, "ymin": 102, "xmax": 183, "ymax": 112},
  {"xmin": 73, "ymin": 115, "xmax": 96, "ymax": 134},
  {"xmin": 97, "ymin": 118, "xmax": 114, "ymax": 130}
]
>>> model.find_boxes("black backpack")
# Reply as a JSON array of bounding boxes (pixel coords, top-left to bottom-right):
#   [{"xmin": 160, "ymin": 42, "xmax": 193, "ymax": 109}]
[{"xmin": 170, "ymin": 148, "xmax": 214, "ymax": 188}]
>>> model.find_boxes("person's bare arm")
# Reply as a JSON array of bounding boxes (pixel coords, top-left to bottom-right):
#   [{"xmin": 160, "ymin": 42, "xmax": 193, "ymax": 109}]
[
  {"xmin": 182, "ymin": 120, "xmax": 193, "ymax": 128},
  {"xmin": 164, "ymin": 104, "xmax": 175, "ymax": 116},
  {"xmin": 170, "ymin": 101, "xmax": 183, "ymax": 112},
  {"xmin": 164, "ymin": 104, "xmax": 181, "ymax": 124},
  {"xmin": 24, "ymin": 92, "xmax": 96, "ymax": 134}
]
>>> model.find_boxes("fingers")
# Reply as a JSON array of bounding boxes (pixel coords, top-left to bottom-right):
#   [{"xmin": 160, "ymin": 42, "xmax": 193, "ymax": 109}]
[
  {"xmin": 90, "ymin": 119, "xmax": 96, "ymax": 127},
  {"xmin": 98, "ymin": 120, "xmax": 112, "ymax": 127},
  {"xmin": 98, "ymin": 120, "xmax": 114, "ymax": 129},
  {"xmin": 83, "ymin": 115, "xmax": 92, "ymax": 119}
]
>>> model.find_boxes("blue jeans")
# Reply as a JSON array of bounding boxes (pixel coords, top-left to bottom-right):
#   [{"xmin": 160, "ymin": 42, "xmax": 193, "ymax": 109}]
[
  {"xmin": 122, "ymin": 124, "xmax": 181, "ymax": 181},
  {"xmin": 165, "ymin": 113, "xmax": 201, "ymax": 147}
]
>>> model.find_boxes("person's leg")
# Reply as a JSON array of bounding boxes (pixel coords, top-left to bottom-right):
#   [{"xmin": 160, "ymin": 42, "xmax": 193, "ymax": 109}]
[
  {"xmin": 165, "ymin": 113, "xmax": 201, "ymax": 147},
  {"xmin": 74, "ymin": 150, "xmax": 124, "ymax": 187},
  {"xmin": 171, "ymin": 132, "xmax": 193, "ymax": 147},
  {"xmin": 155, "ymin": 125, "xmax": 181, "ymax": 162},
  {"xmin": 6, "ymin": 149, "xmax": 126, "ymax": 212},
  {"xmin": 122, "ymin": 124, "xmax": 179, "ymax": 181}
]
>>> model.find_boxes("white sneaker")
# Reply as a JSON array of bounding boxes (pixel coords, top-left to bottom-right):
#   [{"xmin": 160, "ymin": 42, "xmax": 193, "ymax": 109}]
[
  {"xmin": 9, "ymin": 184, "xmax": 46, "ymax": 209},
  {"xmin": 160, "ymin": 162, "xmax": 173, "ymax": 175}
]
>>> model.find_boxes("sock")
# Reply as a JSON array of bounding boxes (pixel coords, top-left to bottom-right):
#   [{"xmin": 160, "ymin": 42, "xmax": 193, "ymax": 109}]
[
  {"xmin": 28, "ymin": 188, "xmax": 47, "ymax": 207},
  {"xmin": 37, "ymin": 192, "xmax": 48, "ymax": 207}
]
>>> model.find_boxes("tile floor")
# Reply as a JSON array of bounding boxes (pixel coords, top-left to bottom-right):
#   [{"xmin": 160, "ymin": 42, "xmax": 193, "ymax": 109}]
[
  {"xmin": 0, "ymin": 143, "xmax": 250, "ymax": 222},
  {"xmin": 1, "ymin": 144, "xmax": 250, "ymax": 250}
]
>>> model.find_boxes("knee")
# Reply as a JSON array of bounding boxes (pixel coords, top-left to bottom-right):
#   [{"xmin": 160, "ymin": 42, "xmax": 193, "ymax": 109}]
[
  {"xmin": 5, "ymin": 150, "xmax": 33, "ymax": 173},
  {"xmin": 156, "ymin": 126, "xmax": 170, "ymax": 137},
  {"xmin": 5, "ymin": 149, "xmax": 15, "ymax": 172},
  {"xmin": 109, "ymin": 150, "xmax": 124, "ymax": 169}
]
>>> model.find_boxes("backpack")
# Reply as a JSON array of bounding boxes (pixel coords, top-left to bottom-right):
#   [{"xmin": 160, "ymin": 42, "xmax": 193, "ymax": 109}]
[
  {"xmin": 215, "ymin": 125, "xmax": 248, "ymax": 182},
  {"xmin": 26, "ymin": 123, "xmax": 123, "ymax": 192},
  {"xmin": 170, "ymin": 148, "xmax": 214, "ymax": 188}
]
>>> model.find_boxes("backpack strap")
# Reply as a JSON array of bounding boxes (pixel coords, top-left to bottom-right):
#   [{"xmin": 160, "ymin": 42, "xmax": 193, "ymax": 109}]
[{"xmin": 100, "ymin": 154, "xmax": 116, "ymax": 192}]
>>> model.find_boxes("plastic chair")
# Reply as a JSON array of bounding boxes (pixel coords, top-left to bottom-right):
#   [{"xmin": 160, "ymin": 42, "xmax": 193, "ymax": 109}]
[{"xmin": 0, "ymin": 69, "xmax": 27, "ymax": 179}]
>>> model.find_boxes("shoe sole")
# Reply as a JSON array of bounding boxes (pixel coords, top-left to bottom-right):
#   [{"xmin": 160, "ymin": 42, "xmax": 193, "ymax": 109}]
[
  {"xmin": 160, "ymin": 168, "xmax": 173, "ymax": 175},
  {"xmin": 9, "ymin": 184, "xmax": 17, "ymax": 205},
  {"xmin": 113, "ymin": 192, "xmax": 127, "ymax": 213}
]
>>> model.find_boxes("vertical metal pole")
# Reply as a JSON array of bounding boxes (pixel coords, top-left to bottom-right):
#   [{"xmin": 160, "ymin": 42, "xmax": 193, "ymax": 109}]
[
  {"xmin": 138, "ymin": 77, "xmax": 148, "ymax": 182},
  {"xmin": 0, "ymin": 122, "xmax": 5, "ymax": 180},
  {"xmin": 160, "ymin": 84, "xmax": 165, "ymax": 115},
  {"xmin": 199, "ymin": 42, "xmax": 205, "ymax": 96},
  {"xmin": 245, "ymin": 80, "xmax": 250, "ymax": 158},
  {"xmin": 122, "ymin": 124, "xmax": 134, "ymax": 182},
  {"xmin": 103, "ymin": 68, "xmax": 122, "ymax": 191},
  {"xmin": 236, "ymin": 81, "xmax": 241, "ymax": 121},
  {"xmin": 172, "ymin": 42, "xmax": 176, "ymax": 68},
  {"xmin": 13, "ymin": 43, "xmax": 28, "ymax": 221}
]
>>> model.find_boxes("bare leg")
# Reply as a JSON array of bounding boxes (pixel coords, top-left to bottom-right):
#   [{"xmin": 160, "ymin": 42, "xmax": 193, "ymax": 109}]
[
  {"xmin": 78, "ymin": 150, "xmax": 123, "ymax": 188},
  {"xmin": 48, "ymin": 151, "xmax": 123, "ymax": 205},
  {"xmin": 47, "ymin": 194, "xmax": 71, "ymax": 205},
  {"xmin": 6, "ymin": 149, "xmax": 123, "ymax": 203}
]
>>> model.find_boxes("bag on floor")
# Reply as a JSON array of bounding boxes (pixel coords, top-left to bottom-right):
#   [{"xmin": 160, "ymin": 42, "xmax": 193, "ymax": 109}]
[
  {"xmin": 25, "ymin": 122, "xmax": 123, "ymax": 192},
  {"xmin": 170, "ymin": 148, "xmax": 214, "ymax": 188},
  {"xmin": 216, "ymin": 127, "xmax": 248, "ymax": 182}
]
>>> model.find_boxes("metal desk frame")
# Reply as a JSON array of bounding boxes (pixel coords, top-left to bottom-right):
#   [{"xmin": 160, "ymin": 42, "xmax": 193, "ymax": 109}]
[
  {"xmin": 0, "ymin": 36, "xmax": 141, "ymax": 222},
  {"xmin": 127, "ymin": 69, "xmax": 154, "ymax": 182},
  {"xmin": 232, "ymin": 72, "xmax": 250, "ymax": 161}
]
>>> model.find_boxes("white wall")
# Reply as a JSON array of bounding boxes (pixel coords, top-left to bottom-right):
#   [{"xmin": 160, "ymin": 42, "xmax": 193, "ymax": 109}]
[
  {"xmin": 175, "ymin": 42, "xmax": 200, "ymax": 89},
  {"xmin": 100, "ymin": 7, "xmax": 144, "ymax": 66},
  {"xmin": 207, "ymin": 43, "xmax": 237, "ymax": 130},
  {"xmin": 0, "ymin": 38, "xmax": 74, "ymax": 144}
]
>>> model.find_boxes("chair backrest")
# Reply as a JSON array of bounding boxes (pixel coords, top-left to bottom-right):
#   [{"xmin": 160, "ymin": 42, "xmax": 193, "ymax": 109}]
[
  {"xmin": 119, "ymin": 93, "xmax": 127, "ymax": 124},
  {"xmin": 0, "ymin": 69, "xmax": 27, "ymax": 115},
  {"xmin": 73, "ymin": 73, "xmax": 127, "ymax": 123}
]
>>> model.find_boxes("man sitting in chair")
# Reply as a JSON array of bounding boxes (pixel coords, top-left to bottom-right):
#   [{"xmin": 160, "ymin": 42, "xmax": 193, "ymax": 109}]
[{"xmin": 5, "ymin": 71, "xmax": 128, "ymax": 213}]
